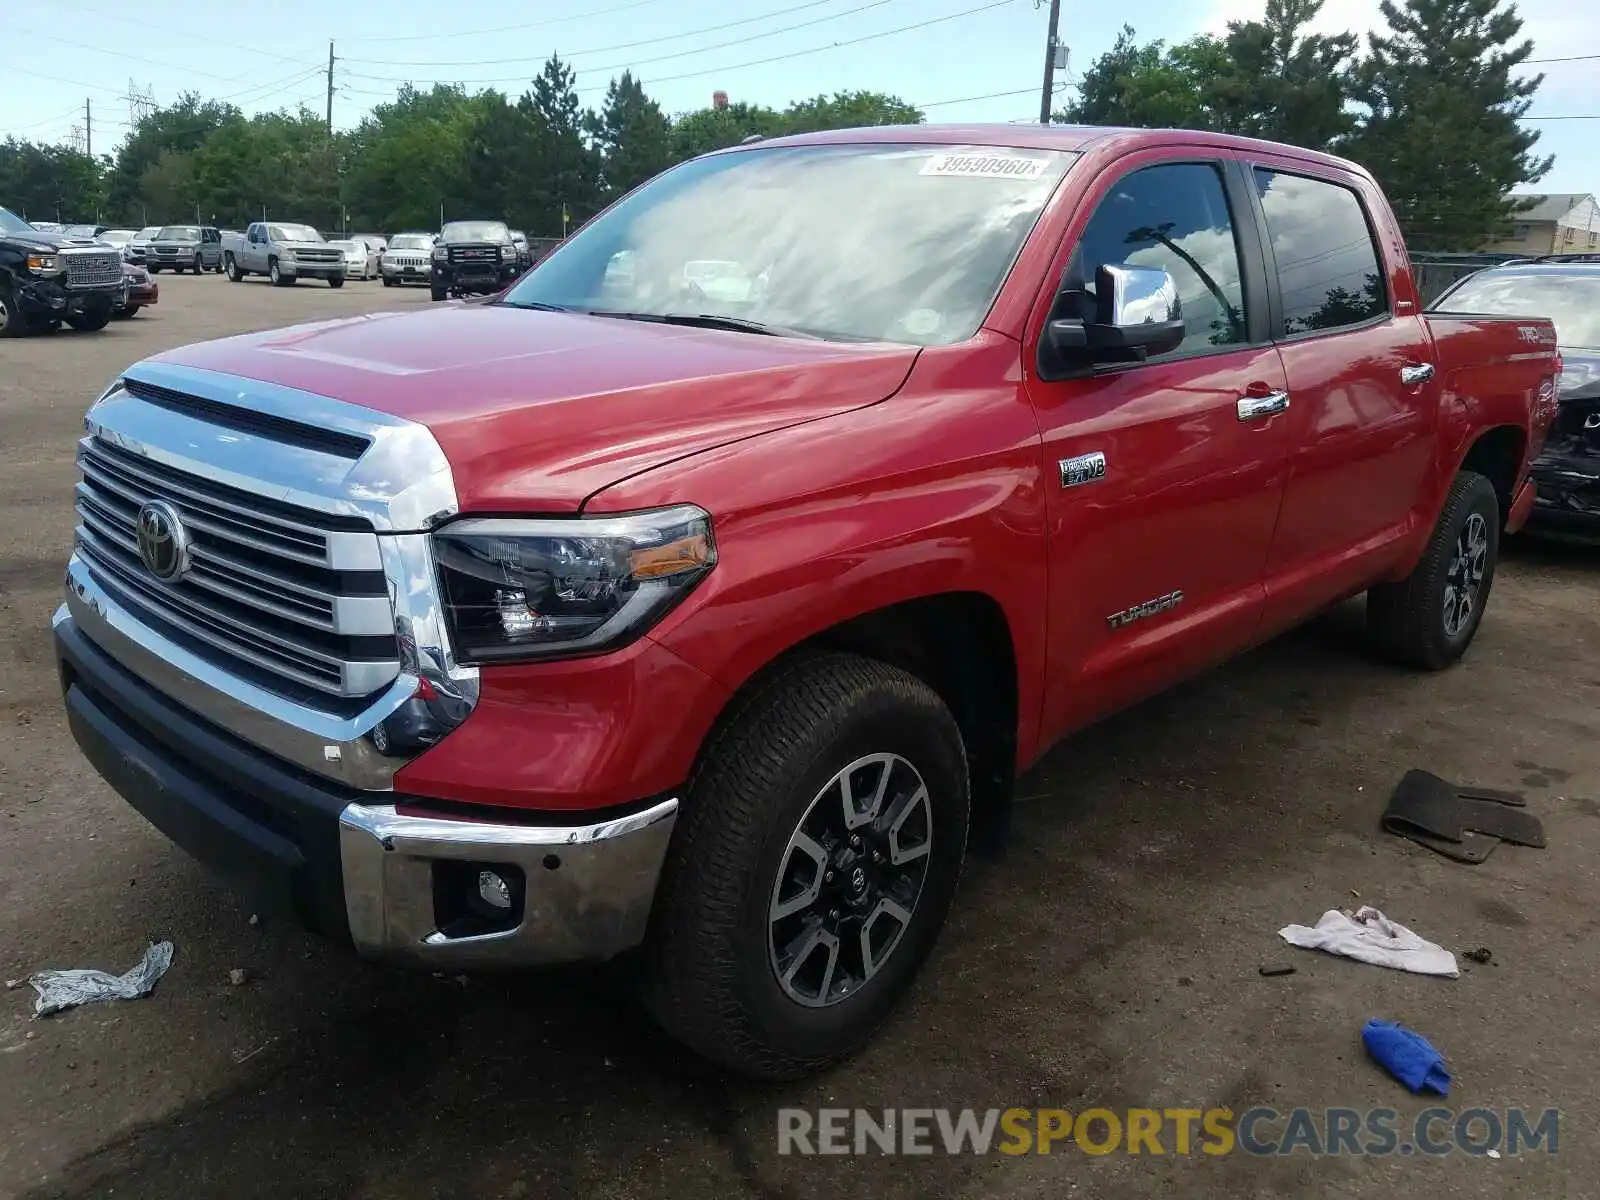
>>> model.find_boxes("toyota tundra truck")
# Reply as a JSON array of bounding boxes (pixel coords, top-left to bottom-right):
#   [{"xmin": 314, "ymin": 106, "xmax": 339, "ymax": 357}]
[{"xmin": 54, "ymin": 126, "xmax": 1558, "ymax": 1079}]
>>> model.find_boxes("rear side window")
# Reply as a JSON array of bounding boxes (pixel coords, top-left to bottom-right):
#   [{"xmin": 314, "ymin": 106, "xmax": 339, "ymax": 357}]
[
  {"xmin": 1076, "ymin": 163, "xmax": 1249, "ymax": 355},
  {"xmin": 1254, "ymin": 169, "xmax": 1387, "ymax": 334}
]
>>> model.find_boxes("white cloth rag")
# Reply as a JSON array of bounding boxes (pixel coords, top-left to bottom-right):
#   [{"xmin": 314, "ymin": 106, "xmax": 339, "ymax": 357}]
[{"xmin": 1278, "ymin": 906, "xmax": 1459, "ymax": 978}]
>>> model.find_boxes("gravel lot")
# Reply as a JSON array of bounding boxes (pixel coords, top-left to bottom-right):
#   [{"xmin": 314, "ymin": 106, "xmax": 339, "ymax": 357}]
[{"xmin": 1, "ymin": 274, "xmax": 1598, "ymax": 1199}]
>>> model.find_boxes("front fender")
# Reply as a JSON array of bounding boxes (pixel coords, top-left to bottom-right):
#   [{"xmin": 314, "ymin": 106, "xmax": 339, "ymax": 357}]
[{"xmin": 587, "ymin": 335, "xmax": 1053, "ymax": 767}]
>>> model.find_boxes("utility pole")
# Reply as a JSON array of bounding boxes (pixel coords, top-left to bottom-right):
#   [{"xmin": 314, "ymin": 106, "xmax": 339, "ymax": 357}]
[
  {"xmin": 1038, "ymin": 0, "xmax": 1062, "ymax": 124},
  {"xmin": 85, "ymin": 98, "xmax": 92, "ymax": 158},
  {"xmin": 326, "ymin": 41, "xmax": 336, "ymax": 136}
]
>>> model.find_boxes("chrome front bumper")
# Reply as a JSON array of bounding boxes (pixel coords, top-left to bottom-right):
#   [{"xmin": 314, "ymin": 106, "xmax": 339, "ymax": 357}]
[
  {"xmin": 57, "ymin": 600, "xmax": 679, "ymax": 968},
  {"xmin": 339, "ymin": 798, "xmax": 678, "ymax": 966}
]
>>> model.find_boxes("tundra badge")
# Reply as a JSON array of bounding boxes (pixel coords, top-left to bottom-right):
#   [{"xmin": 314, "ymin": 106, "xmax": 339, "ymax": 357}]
[
  {"xmin": 1059, "ymin": 451, "xmax": 1107, "ymax": 488},
  {"xmin": 1107, "ymin": 590, "xmax": 1184, "ymax": 629}
]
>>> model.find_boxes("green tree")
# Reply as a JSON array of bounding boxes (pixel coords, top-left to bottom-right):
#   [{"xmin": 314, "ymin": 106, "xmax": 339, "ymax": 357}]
[
  {"xmin": 340, "ymin": 84, "xmax": 482, "ymax": 232},
  {"xmin": 108, "ymin": 93, "xmax": 238, "ymax": 223},
  {"xmin": 670, "ymin": 101, "xmax": 786, "ymax": 160},
  {"xmin": 1347, "ymin": 0, "xmax": 1550, "ymax": 248},
  {"xmin": 520, "ymin": 56, "xmax": 601, "ymax": 234},
  {"xmin": 779, "ymin": 90, "xmax": 923, "ymax": 133},
  {"xmin": 0, "ymin": 139, "xmax": 105, "ymax": 222},
  {"xmin": 1058, "ymin": 27, "xmax": 1229, "ymax": 129},
  {"xmin": 587, "ymin": 71, "xmax": 674, "ymax": 201},
  {"xmin": 1223, "ymin": 0, "xmax": 1359, "ymax": 148}
]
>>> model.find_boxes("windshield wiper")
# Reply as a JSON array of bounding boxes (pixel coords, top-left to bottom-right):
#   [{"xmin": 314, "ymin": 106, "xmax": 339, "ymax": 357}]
[
  {"xmin": 584, "ymin": 310, "xmax": 817, "ymax": 339},
  {"xmin": 496, "ymin": 299, "xmax": 570, "ymax": 312}
]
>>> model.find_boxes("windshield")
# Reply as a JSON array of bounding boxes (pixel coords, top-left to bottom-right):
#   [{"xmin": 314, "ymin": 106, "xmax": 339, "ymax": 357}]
[
  {"xmin": 98, "ymin": 230, "xmax": 135, "ymax": 245},
  {"xmin": 330, "ymin": 240, "xmax": 361, "ymax": 251},
  {"xmin": 65, "ymin": 225, "xmax": 100, "ymax": 238},
  {"xmin": 389, "ymin": 234, "xmax": 432, "ymax": 250},
  {"xmin": 1436, "ymin": 270, "xmax": 1600, "ymax": 351},
  {"xmin": 268, "ymin": 224, "xmax": 323, "ymax": 243},
  {"xmin": 0, "ymin": 207, "xmax": 33, "ymax": 235},
  {"xmin": 156, "ymin": 226, "xmax": 200, "ymax": 241},
  {"xmin": 135, "ymin": 226, "xmax": 160, "ymax": 240},
  {"xmin": 442, "ymin": 220, "xmax": 508, "ymax": 243},
  {"xmin": 504, "ymin": 143, "xmax": 1076, "ymax": 344}
]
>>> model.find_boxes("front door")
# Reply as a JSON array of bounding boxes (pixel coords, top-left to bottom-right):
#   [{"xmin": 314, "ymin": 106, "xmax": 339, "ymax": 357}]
[{"xmin": 1024, "ymin": 154, "xmax": 1293, "ymax": 740}]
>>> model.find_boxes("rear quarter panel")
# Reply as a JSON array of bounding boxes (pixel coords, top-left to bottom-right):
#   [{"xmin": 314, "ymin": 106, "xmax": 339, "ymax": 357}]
[{"xmin": 1423, "ymin": 313, "xmax": 1559, "ymax": 497}]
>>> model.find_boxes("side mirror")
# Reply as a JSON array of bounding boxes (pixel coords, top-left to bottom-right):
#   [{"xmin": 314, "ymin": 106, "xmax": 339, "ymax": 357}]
[{"xmin": 1043, "ymin": 263, "xmax": 1186, "ymax": 369}]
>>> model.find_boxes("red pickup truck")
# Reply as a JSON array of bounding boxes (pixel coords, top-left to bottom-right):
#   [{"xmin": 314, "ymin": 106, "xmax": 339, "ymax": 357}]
[{"xmin": 55, "ymin": 126, "xmax": 1558, "ymax": 1078}]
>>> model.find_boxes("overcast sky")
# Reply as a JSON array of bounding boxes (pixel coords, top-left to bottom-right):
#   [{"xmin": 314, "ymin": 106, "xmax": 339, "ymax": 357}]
[{"xmin": 3, "ymin": 0, "xmax": 1594, "ymax": 193}]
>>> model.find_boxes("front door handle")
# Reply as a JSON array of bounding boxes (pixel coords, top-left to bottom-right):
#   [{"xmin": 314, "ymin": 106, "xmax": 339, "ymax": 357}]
[
  {"xmin": 1237, "ymin": 390, "xmax": 1290, "ymax": 421},
  {"xmin": 1400, "ymin": 362, "xmax": 1435, "ymax": 386}
]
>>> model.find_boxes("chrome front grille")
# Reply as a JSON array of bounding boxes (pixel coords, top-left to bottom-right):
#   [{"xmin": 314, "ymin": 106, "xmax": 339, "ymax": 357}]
[
  {"xmin": 294, "ymin": 248, "xmax": 342, "ymax": 263},
  {"xmin": 72, "ymin": 436, "xmax": 400, "ymax": 702},
  {"xmin": 65, "ymin": 250, "xmax": 122, "ymax": 286},
  {"xmin": 449, "ymin": 247, "xmax": 497, "ymax": 263}
]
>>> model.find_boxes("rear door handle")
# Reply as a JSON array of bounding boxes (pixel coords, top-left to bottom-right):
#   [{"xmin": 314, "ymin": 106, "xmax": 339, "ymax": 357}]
[
  {"xmin": 1237, "ymin": 391, "xmax": 1290, "ymax": 421},
  {"xmin": 1400, "ymin": 362, "xmax": 1435, "ymax": 386}
]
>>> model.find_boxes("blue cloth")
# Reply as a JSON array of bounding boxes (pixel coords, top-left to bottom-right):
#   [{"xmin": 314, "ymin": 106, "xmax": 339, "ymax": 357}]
[{"xmin": 1363, "ymin": 1019, "xmax": 1451, "ymax": 1096}]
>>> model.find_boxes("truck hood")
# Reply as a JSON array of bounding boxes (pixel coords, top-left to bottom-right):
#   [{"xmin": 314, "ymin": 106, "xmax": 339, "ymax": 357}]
[
  {"xmin": 150, "ymin": 304, "xmax": 920, "ymax": 511},
  {"xmin": 4, "ymin": 230, "xmax": 99, "ymax": 252}
]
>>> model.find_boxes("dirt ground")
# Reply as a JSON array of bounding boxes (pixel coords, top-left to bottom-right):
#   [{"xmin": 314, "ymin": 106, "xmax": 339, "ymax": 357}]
[{"xmin": 1, "ymin": 275, "xmax": 1597, "ymax": 1199}]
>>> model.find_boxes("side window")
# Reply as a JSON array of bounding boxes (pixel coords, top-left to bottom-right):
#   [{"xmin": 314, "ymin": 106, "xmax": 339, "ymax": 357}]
[
  {"xmin": 1076, "ymin": 162, "xmax": 1249, "ymax": 355},
  {"xmin": 1253, "ymin": 168, "xmax": 1387, "ymax": 335}
]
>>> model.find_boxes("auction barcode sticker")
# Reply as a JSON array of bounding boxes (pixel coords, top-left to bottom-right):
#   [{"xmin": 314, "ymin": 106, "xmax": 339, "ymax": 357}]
[{"xmin": 920, "ymin": 153, "xmax": 1049, "ymax": 180}]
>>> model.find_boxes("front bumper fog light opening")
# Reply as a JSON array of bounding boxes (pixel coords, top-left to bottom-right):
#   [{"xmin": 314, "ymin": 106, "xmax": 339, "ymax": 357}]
[{"xmin": 432, "ymin": 860, "xmax": 526, "ymax": 940}]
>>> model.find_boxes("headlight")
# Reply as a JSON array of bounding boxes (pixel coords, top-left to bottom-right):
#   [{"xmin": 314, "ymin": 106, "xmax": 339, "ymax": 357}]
[
  {"xmin": 432, "ymin": 246, "xmax": 448, "ymax": 261},
  {"xmin": 26, "ymin": 253, "xmax": 61, "ymax": 274},
  {"xmin": 499, "ymin": 244, "xmax": 512, "ymax": 259},
  {"xmin": 433, "ymin": 506, "xmax": 715, "ymax": 663}
]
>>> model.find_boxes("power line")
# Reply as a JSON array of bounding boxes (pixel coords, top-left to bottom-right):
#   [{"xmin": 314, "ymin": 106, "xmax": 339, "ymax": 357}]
[
  {"xmin": 915, "ymin": 86, "xmax": 1042, "ymax": 109},
  {"xmin": 339, "ymin": 0, "xmax": 671, "ymax": 45},
  {"xmin": 345, "ymin": 0, "xmax": 1021, "ymax": 97},
  {"xmin": 5, "ymin": 23, "xmax": 282, "ymax": 87},
  {"xmin": 346, "ymin": 0, "xmax": 857, "ymax": 67},
  {"xmin": 345, "ymin": 0, "xmax": 905, "ymax": 85}
]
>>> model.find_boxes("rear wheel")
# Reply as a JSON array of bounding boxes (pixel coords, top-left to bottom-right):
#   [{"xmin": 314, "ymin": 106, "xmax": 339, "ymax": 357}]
[
  {"xmin": 641, "ymin": 653, "xmax": 970, "ymax": 1080},
  {"xmin": 1368, "ymin": 470, "xmax": 1501, "ymax": 669}
]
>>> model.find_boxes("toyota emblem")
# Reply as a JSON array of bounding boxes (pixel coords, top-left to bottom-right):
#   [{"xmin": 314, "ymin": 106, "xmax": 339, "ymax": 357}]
[{"xmin": 135, "ymin": 500, "xmax": 190, "ymax": 582}]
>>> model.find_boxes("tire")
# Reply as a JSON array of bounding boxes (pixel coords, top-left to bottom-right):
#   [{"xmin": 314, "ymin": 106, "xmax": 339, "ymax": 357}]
[
  {"xmin": 1368, "ymin": 470, "xmax": 1500, "ymax": 670},
  {"xmin": 0, "ymin": 289, "xmax": 23, "ymax": 338},
  {"xmin": 65, "ymin": 306, "xmax": 112, "ymax": 332},
  {"xmin": 382, "ymin": 276, "xmax": 395, "ymax": 288},
  {"xmin": 193, "ymin": 253, "xmax": 204, "ymax": 274},
  {"xmin": 430, "ymin": 284, "xmax": 448, "ymax": 301},
  {"xmin": 149, "ymin": 266, "xmax": 161, "ymax": 274},
  {"xmin": 641, "ymin": 653, "xmax": 970, "ymax": 1080},
  {"xmin": 328, "ymin": 275, "xmax": 344, "ymax": 289},
  {"xmin": 269, "ymin": 259, "xmax": 291, "ymax": 287},
  {"xmin": 225, "ymin": 254, "xmax": 242, "ymax": 282}
]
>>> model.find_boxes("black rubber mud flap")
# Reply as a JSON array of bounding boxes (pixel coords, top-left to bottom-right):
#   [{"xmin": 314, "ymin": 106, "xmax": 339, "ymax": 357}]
[{"xmin": 1381, "ymin": 769, "xmax": 1547, "ymax": 863}]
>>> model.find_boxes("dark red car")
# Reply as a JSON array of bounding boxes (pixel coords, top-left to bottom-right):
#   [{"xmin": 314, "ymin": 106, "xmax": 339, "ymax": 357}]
[
  {"xmin": 115, "ymin": 261, "xmax": 158, "ymax": 318},
  {"xmin": 55, "ymin": 125, "xmax": 1558, "ymax": 1079}
]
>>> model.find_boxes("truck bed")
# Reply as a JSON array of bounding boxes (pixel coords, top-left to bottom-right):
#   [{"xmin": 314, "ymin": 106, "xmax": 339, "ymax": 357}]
[{"xmin": 1423, "ymin": 311, "xmax": 1560, "ymax": 463}]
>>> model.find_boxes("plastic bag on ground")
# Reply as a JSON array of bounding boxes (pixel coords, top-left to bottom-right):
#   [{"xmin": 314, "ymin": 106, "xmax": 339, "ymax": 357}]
[{"xmin": 28, "ymin": 941, "xmax": 175, "ymax": 1017}]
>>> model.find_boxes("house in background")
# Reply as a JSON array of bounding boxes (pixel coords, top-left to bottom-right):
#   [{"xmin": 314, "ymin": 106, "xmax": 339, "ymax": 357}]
[{"xmin": 1481, "ymin": 193, "xmax": 1599, "ymax": 254}]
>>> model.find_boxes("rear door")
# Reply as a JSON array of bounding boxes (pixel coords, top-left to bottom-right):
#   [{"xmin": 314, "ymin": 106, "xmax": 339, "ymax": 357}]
[
  {"xmin": 1244, "ymin": 161, "xmax": 1440, "ymax": 632},
  {"xmin": 1024, "ymin": 151, "xmax": 1293, "ymax": 738}
]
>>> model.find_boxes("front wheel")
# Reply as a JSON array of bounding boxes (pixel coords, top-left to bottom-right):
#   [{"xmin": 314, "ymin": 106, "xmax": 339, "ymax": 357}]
[
  {"xmin": 225, "ymin": 254, "xmax": 242, "ymax": 282},
  {"xmin": 0, "ymin": 289, "xmax": 23, "ymax": 338},
  {"xmin": 269, "ymin": 259, "xmax": 292, "ymax": 286},
  {"xmin": 328, "ymin": 275, "xmax": 344, "ymax": 289},
  {"xmin": 1368, "ymin": 470, "xmax": 1501, "ymax": 669},
  {"xmin": 430, "ymin": 284, "xmax": 448, "ymax": 301},
  {"xmin": 65, "ymin": 306, "xmax": 112, "ymax": 332},
  {"xmin": 641, "ymin": 653, "xmax": 970, "ymax": 1080},
  {"xmin": 193, "ymin": 253, "xmax": 204, "ymax": 274}
]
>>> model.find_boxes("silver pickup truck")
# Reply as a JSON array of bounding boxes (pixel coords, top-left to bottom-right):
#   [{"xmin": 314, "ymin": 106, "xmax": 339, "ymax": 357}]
[{"xmin": 222, "ymin": 222, "xmax": 346, "ymax": 287}]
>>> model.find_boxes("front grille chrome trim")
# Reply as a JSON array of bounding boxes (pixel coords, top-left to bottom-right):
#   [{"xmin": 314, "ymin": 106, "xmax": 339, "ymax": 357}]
[{"xmin": 68, "ymin": 368, "xmax": 480, "ymax": 788}]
